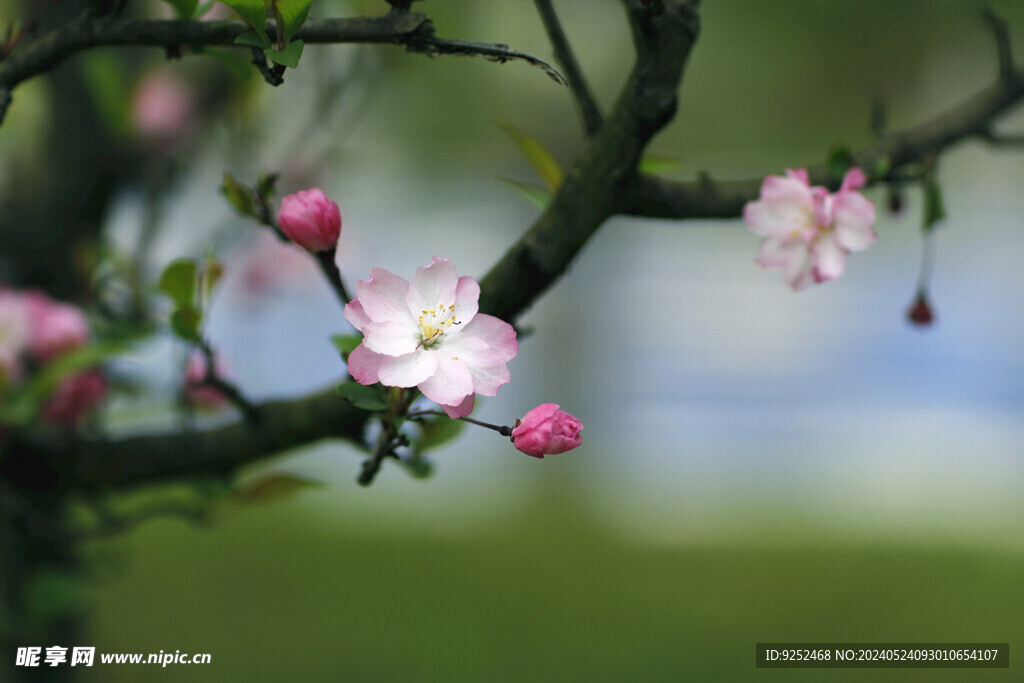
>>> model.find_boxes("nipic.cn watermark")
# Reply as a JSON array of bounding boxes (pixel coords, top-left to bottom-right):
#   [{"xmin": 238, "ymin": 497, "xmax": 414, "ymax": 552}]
[{"xmin": 15, "ymin": 646, "xmax": 212, "ymax": 668}]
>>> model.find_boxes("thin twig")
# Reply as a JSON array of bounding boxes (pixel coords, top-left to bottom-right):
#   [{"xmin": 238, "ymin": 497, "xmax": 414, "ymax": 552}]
[
  {"xmin": 533, "ymin": 0, "xmax": 603, "ymax": 135},
  {"xmin": 197, "ymin": 340, "xmax": 261, "ymax": 425},
  {"xmin": 315, "ymin": 248, "xmax": 352, "ymax": 305},
  {"xmin": 982, "ymin": 7, "xmax": 1015, "ymax": 83}
]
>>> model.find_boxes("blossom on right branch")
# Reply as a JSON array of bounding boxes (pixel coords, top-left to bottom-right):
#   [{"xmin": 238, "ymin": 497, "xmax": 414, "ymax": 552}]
[
  {"xmin": 744, "ymin": 168, "xmax": 877, "ymax": 290},
  {"xmin": 511, "ymin": 403, "xmax": 583, "ymax": 458}
]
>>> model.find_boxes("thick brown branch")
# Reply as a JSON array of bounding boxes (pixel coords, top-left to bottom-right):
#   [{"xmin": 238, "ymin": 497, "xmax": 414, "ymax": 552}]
[{"xmin": 620, "ymin": 68, "xmax": 1024, "ymax": 220}]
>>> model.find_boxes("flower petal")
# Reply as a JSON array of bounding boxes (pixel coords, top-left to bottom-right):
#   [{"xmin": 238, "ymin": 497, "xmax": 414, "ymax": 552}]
[
  {"xmin": 406, "ymin": 257, "xmax": 458, "ymax": 319},
  {"xmin": 452, "ymin": 313, "xmax": 518, "ymax": 362},
  {"xmin": 452, "ymin": 276, "xmax": 480, "ymax": 327},
  {"xmin": 441, "ymin": 394, "xmax": 475, "ymax": 418},
  {"xmin": 840, "ymin": 167, "xmax": 867, "ymax": 193},
  {"xmin": 345, "ymin": 343, "xmax": 381, "ymax": 385},
  {"xmin": 417, "ymin": 353, "xmax": 473, "ymax": 407},
  {"xmin": 362, "ymin": 320, "xmax": 420, "ymax": 356},
  {"xmin": 376, "ymin": 350, "xmax": 438, "ymax": 388},
  {"xmin": 811, "ymin": 232, "xmax": 847, "ymax": 283},
  {"xmin": 832, "ymin": 193, "xmax": 877, "ymax": 252},
  {"xmin": 782, "ymin": 245, "xmax": 815, "ymax": 291},
  {"xmin": 355, "ymin": 268, "xmax": 412, "ymax": 324},
  {"xmin": 343, "ymin": 299, "xmax": 372, "ymax": 332}
]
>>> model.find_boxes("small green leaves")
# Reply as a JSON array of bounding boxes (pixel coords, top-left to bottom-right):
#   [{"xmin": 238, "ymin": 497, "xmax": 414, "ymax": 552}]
[
  {"xmin": 158, "ymin": 259, "xmax": 198, "ymax": 309},
  {"xmin": 336, "ymin": 381, "xmax": 389, "ymax": 411},
  {"xmin": 416, "ymin": 414, "xmax": 466, "ymax": 453},
  {"xmin": 274, "ymin": 0, "xmax": 313, "ymax": 42},
  {"xmin": 499, "ymin": 178, "xmax": 552, "ymax": 210},
  {"xmin": 330, "ymin": 334, "xmax": 362, "ymax": 362},
  {"xmin": 499, "ymin": 123, "xmax": 563, "ymax": 192},
  {"xmin": 158, "ymin": 259, "xmax": 224, "ymax": 343},
  {"xmin": 234, "ymin": 30, "xmax": 268, "ymax": 49},
  {"xmin": 220, "ymin": 0, "xmax": 269, "ymax": 44},
  {"xmin": 827, "ymin": 145, "xmax": 855, "ymax": 182},
  {"xmin": 265, "ymin": 39, "xmax": 304, "ymax": 68},
  {"xmin": 221, "ymin": 172, "xmax": 256, "ymax": 218},
  {"xmin": 922, "ymin": 176, "xmax": 946, "ymax": 233}
]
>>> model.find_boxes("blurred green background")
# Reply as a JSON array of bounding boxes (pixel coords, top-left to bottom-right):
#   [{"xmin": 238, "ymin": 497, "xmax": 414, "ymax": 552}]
[{"xmin": 3, "ymin": 0, "xmax": 1022, "ymax": 680}]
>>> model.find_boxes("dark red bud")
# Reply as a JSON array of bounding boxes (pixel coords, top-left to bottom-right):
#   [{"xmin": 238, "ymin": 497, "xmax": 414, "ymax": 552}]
[{"xmin": 906, "ymin": 293, "xmax": 934, "ymax": 327}]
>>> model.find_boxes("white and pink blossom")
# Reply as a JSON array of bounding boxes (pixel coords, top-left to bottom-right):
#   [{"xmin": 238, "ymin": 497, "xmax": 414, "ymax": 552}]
[
  {"xmin": 744, "ymin": 167, "xmax": 877, "ymax": 290},
  {"xmin": 344, "ymin": 258, "xmax": 518, "ymax": 418},
  {"xmin": 22, "ymin": 291, "xmax": 90, "ymax": 362}
]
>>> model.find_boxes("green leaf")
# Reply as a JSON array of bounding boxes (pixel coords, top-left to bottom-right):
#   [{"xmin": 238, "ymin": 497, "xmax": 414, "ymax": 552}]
[
  {"xmin": 220, "ymin": 0, "xmax": 268, "ymax": 41},
  {"xmin": 401, "ymin": 455, "xmax": 434, "ymax": 479},
  {"xmin": 827, "ymin": 145, "xmax": 855, "ymax": 182},
  {"xmin": 274, "ymin": 0, "xmax": 313, "ymax": 41},
  {"xmin": 638, "ymin": 154, "xmax": 682, "ymax": 174},
  {"xmin": 922, "ymin": 177, "xmax": 946, "ymax": 233},
  {"xmin": 336, "ymin": 381, "xmax": 388, "ymax": 411},
  {"xmin": 233, "ymin": 30, "xmax": 269, "ymax": 49},
  {"xmin": 417, "ymin": 415, "xmax": 466, "ymax": 453},
  {"xmin": 234, "ymin": 473, "xmax": 323, "ymax": 504},
  {"xmin": 221, "ymin": 172, "xmax": 256, "ymax": 217},
  {"xmin": 159, "ymin": 259, "xmax": 198, "ymax": 309},
  {"xmin": 330, "ymin": 334, "xmax": 362, "ymax": 362},
  {"xmin": 499, "ymin": 178, "xmax": 552, "ymax": 210},
  {"xmin": 256, "ymin": 171, "xmax": 279, "ymax": 199},
  {"xmin": 160, "ymin": 0, "xmax": 199, "ymax": 19},
  {"xmin": 201, "ymin": 259, "xmax": 225, "ymax": 303},
  {"xmin": 206, "ymin": 48, "xmax": 254, "ymax": 79},
  {"xmin": 170, "ymin": 307, "xmax": 202, "ymax": 341},
  {"xmin": 264, "ymin": 39, "xmax": 304, "ymax": 68},
  {"xmin": 499, "ymin": 123, "xmax": 563, "ymax": 192}
]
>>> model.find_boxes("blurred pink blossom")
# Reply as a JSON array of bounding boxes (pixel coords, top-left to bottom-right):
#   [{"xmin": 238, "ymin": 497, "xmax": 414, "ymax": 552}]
[
  {"xmin": 511, "ymin": 403, "xmax": 583, "ymax": 458},
  {"xmin": 344, "ymin": 257, "xmax": 518, "ymax": 418},
  {"xmin": 132, "ymin": 70, "xmax": 196, "ymax": 147},
  {"xmin": 41, "ymin": 370, "xmax": 107, "ymax": 426},
  {"xmin": 22, "ymin": 291, "xmax": 90, "ymax": 361},
  {"xmin": 278, "ymin": 188, "xmax": 342, "ymax": 252},
  {"xmin": 744, "ymin": 168, "xmax": 877, "ymax": 290}
]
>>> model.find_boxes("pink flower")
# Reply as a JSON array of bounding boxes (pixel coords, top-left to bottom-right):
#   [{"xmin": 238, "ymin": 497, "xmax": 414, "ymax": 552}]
[
  {"xmin": 278, "ymin": 188, "xmax": 342, "ymax": 252},
  {"xmin": 511, "ymin": 403, "xmax": 583, "ymax": 458},
  {"xmin": 132, "ymin": 70, "xmax": 196, "ymax": 147},
  {"xmin": 744, "ymin": 168, "xmax": 877, "ymax": 290},
  {"xmin": 41, "ymin": 370, "xmax": 107, "ymax": 426},
  {"xmin": 184, "ymin": 352, "xmax": 229, "ymax": 410},
  {"xmin": 22, "ymin": 291, "xmax": 90, "ymax": 362},
  {"xmin": 0, "ymin": 291, "xmax": 30, "ymax": 385},
  {"xmin": 344, "ymin": 257, "xmax": 518, "ymax": 418}
]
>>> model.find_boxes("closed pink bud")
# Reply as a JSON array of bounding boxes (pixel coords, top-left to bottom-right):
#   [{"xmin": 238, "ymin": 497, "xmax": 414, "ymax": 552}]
[
  {"xmin": 278, "ymin": 188, "xmax": 342, "ymax": 252},
  {"xmin": 511, "ymin": 403, "xmax": 583, "ymax": 458},
  {"xmin": 41, "ymin": 369, "xmax": 107, "ymax": 426}
]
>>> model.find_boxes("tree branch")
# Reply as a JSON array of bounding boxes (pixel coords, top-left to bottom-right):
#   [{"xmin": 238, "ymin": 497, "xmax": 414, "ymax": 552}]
[
  {"xmin": 478, "ymin": 0, "xmax": 700, "ymax": 322},
  {"xmin": 0, "ymin": 13, "xmax": 564, "ymax": 125},
  {"xmin": 620, "ymin": 66, "xmax": 1024, "ymax": 220},
  {"xmin": 533, "ymin": 0, "xmax": 603, "ymax": 135}
]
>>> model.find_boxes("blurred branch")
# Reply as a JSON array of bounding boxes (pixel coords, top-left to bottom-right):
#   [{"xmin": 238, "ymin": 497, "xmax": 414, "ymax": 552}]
[
  {"xmin": 196, "ymin": 339, "xmax": 261, "ymax": 426},
  {"xmin": 533, "ymin": 0, "xmax": 603, "ymax": 135},
  {"xmin": 478, "ymin": 0, "xmax": 700, "ymax": 321},
  {"xmin": 620, "ymin": 62, "xmax": 1024, "ymax": 219},
  {"xmin": 0, "ymin": 13, "xmax": 564, "ymax": 125},
  {"xmin": 981, "ymin": 7, "xmax": 1015, "ymax": 84}
]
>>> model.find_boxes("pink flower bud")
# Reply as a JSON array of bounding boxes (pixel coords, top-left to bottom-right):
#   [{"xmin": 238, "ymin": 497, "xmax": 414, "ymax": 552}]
[
  {"xmin": 278, "ymin": 188, "xmax": 342, "ymax": 252},
  {"xmin": 41, "ymin": 369, "xmax": 107, "ymax": 426},
  {"xmin": 23, "ymin": 291, "xmax": 90, "ymax": 361},
  {"xmin": 906, "ymin": 292, "xmax": 935, "ymax": 327},
  {"xmin": 510, "ymin": 403, "xmax": 583, "ymax": 458}
]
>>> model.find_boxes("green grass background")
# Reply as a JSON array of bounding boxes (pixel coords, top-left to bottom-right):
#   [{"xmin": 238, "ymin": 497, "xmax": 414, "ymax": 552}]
[{"xmin": 83, "ymin": 495, "xmax": 1024, "ymax": 682}]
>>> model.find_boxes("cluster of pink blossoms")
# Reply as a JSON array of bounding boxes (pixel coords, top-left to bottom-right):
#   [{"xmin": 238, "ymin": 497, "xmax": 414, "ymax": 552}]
[
  {"xmin": 0, "ymin": 290, "xmax": 106, "ymax": 426},
  {"xmin": 744, "ymin": 168, "xmax": 877, "ymax": 290},
  {"xmin": 275, "ymin": 187, "xmax": 583, "ymax": 458}
]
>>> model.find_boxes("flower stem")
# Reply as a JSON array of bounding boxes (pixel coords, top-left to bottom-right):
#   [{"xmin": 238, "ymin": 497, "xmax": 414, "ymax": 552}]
[{"xmin": 408, "ymin": 410, "xmax": 512, "ymax": 437}]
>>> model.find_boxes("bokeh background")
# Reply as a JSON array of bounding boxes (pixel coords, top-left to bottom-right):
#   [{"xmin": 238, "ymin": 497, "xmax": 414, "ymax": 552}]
[{"xmin": 4, "ymin": 0, "xmax": 1024, "ymax": 680}]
